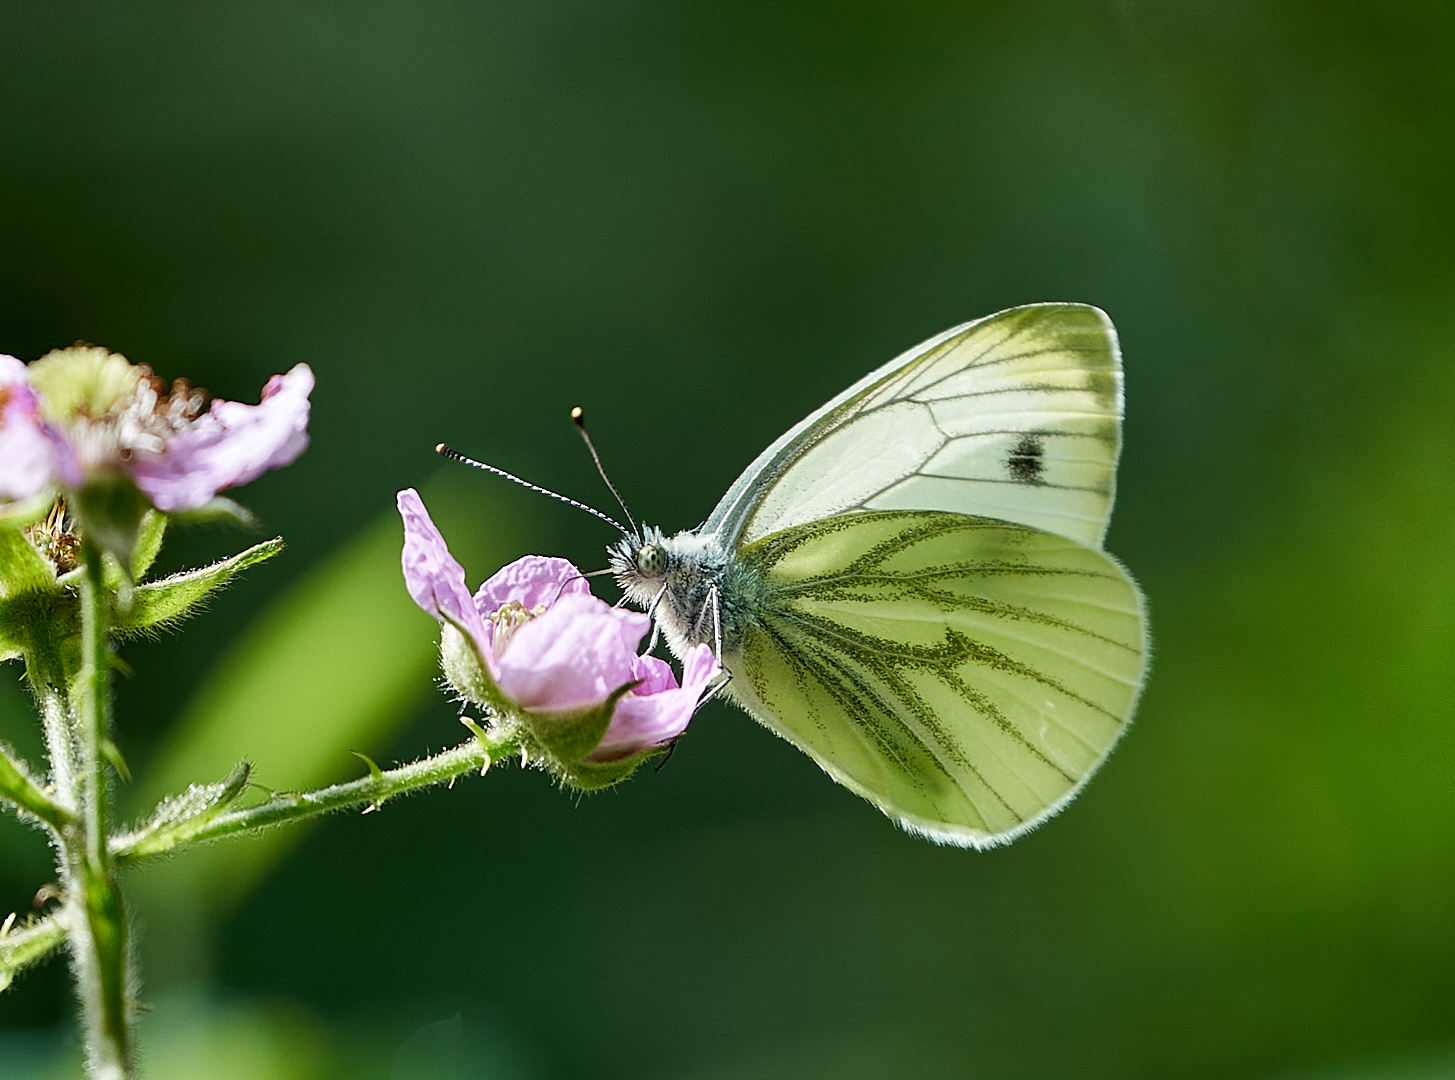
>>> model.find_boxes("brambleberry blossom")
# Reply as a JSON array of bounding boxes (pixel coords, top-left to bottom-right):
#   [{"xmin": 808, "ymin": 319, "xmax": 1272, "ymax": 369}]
[
  {"xmin": 397, "ymin": 487, "xmax": 718, "ymax": 766},
  {"xmin": 0, "ymin": 357, "xmax": 54, "ymax": 502},
  {"xmin": 0, "ymin": 345, "xmax": 313, "ymax": 513}
]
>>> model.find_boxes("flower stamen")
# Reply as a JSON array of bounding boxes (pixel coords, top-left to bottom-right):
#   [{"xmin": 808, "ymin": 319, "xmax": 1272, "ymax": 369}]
[{"xmin": 488, "ymin": 600, "xmax": 548, "ymax": 660}]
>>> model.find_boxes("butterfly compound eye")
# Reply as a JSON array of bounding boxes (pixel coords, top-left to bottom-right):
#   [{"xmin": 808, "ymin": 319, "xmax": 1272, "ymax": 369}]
[{"xmin": 636, "ymin": 544, "xmax": 666, "ymax": 577}]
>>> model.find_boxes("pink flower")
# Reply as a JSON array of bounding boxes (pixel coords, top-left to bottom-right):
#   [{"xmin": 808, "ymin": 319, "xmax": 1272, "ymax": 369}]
[
  {"xmin": 590, "ymin": 644, "xmax": 719, "ymax": 762},
  {"xmin": 397, "ymin": 487, "xmax": 717, "ymax": 762},
  {"xmin": 0, "ymin": 346, "xmax": 313, "ymax": 513},
  {"xmin": 0, "ymin": 356, "xmax": 57, "ymax": 502},
  {"xmin": 127, "ymin": 364, "xmax": 314, "ymax": 512}
]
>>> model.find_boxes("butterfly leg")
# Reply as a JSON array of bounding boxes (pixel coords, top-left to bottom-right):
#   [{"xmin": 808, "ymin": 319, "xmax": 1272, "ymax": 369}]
[
  {"xmin": 697, "ymin": 668, "xmax": 734, "ymax": 708},
  {"xmin": 709, "ymin": 584, "xmax": 723, "ymax": 665},
  {"xmin": 692, "ymin": 582, "xmax": 735, "ymax": 706},
  {"xmin": 642, "ymin": 583, "xmax": 668, "ymax": 656}
]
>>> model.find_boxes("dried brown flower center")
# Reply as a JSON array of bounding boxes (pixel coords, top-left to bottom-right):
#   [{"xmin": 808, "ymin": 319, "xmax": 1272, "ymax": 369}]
[{"xmin": 25, "ymin": 497, "xmax": 81, "ymax": 574}]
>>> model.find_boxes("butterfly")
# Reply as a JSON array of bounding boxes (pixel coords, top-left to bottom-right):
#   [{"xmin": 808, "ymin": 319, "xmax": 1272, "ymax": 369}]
[{"xmin": 607, "ymin": 303, "xmax": 1149, "ymax": 848}]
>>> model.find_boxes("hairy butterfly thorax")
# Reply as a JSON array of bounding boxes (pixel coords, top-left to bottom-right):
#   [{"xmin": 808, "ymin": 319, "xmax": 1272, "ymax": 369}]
[{"xmin": 608, "ymin": 527, "xmax": 754, "ymax": 661}]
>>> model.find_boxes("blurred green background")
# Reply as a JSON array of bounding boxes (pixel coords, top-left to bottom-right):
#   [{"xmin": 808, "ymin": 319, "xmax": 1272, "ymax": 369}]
[{"xmin": 3, "ymin": 0, "xmax": 1455, "ymax": 1076}]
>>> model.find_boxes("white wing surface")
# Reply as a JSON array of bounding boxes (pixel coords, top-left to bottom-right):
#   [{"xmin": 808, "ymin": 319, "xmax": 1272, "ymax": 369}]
[{"xmin": 705, "ymin": 304, "xmax": 1125, "ymax": 550}]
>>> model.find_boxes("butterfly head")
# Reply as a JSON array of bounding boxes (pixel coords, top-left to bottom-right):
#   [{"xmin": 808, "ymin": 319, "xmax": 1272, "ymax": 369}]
[{"xmin": 608, "ymin": 525, "xmax": 670, "ymax": 603}]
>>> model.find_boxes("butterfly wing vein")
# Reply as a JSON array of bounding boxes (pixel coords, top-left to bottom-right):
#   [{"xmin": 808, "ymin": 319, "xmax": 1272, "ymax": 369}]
[
  {"xmin": 731, "ymin": 511, "xmax": 1147, "ymax": 847},
  {"xmin": 707, "ymin": 303, "xmax": 1126, "ymax": 551}
]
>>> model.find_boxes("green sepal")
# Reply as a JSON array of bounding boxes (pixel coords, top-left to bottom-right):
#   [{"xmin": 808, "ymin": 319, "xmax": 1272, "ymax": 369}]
[
  {"xmin": 554, "ymin": 746, "xmax": 665, "ymax": 791},
  {"xmin": 0, "ymin": 529, "xmax": 57, "ymax": 659},
  {"xmin": 71, "ymin": 468, "xmax": 151, "ymax": 570},
  {"xmin": 523, "ymin": 684, "xmax": 634, "ymax": 768},
  {"xmin": 97, "ymin": 510, "xmax": 168, "ymax": 593},
  {"xmin": 168, "ymin": 496, "xmax": 257, "ymax": 530},
  {"xmin": 0, "ymin": 493, "xmax": 53, "ymax": 529},
  {"xmin": 518, "ymin": 680, "xmax": 649, "ymax": 792},
  {"xmin": 0, "ymin": 529, "xmax": 55, "ymax": 599},
  {"xmin": 107, "ymin": 762, "xmax": 252, "ymax": 861},
  {"xmin": 129, "ymin": 510, "xmax": 168, "ymax": 582},
  {"xmin": 110, "ymin": 537, "xmax": 283, "ymax": 638},
  {"xmin": 438, "ymin": 620, "xmax": 510, "ymax": 713}
]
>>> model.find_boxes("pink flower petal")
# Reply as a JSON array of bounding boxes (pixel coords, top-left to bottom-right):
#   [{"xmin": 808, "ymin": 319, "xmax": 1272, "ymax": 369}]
[
  {"xmin": 397, "ymin": 488, "xmax": 489, "ymax": 654},
  {"xmin": 591, "ymin": 644, "xmax": 720, "ymax": 761},
  {"xmin": 473, "ymin": 554, "xmax": 589, "ymax": 617},
  {"xmin": 627, "ymin": 652, "xmax": 679, "ymax": 697},
  {"xmin": 130, "ymin": 364, "xmax": 314, "ymax": 512},
  {"xmin": 495, "ymin": 592, "xmax": 648, "ymax": 712},
  {"xmin": 0, "ymin": 356, "xmax": 59, "ymax": 501}
]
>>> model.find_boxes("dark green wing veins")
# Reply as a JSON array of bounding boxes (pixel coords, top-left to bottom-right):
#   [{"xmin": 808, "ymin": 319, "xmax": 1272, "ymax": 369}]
[{"xmin": 730, "ymin": 511, "xmax": 1145, "ymax": 843}]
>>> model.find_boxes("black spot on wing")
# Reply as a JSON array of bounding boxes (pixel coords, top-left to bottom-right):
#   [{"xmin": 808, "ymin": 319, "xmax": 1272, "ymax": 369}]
[{"xmin": 1006, "ymin": 435, "xmax": 1045, "ymax": 485}]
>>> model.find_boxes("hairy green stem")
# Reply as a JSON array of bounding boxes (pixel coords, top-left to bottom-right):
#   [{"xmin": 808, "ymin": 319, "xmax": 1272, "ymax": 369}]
[
  {"xmin": 113, "ymin": 730, "xmax": 519, "ymax": 866},
  {"xmin": 70, "ymin": 546, "xmax": 132, "ymax": 1080},
  {"xmin": 26, "ymin": 645, "xmax": 77, "ymax": 810}
]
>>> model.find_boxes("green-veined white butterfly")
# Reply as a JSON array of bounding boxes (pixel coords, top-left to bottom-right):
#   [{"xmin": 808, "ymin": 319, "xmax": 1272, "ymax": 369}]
[{"xmin": 607, "ymin": 303, "xmax": 1149, "ymax": 848}]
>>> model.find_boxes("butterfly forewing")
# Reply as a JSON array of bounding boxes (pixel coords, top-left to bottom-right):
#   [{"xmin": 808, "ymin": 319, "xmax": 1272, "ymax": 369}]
[
  {"xmin": 707, "ymin": 304, "xmax": 1124, "ymax": 551},
  {"xmin": 728, "ymin": 511, "xmax": 1147, "ymax": 847}
]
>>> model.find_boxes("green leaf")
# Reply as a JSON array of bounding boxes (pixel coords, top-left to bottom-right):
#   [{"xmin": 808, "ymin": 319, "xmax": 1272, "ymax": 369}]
[{"xmin": 112, "ymin": 537, "xmax": 285, "ymax": 638}]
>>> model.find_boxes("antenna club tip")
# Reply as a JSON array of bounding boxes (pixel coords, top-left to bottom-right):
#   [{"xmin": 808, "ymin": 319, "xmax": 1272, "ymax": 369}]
[
  {"xmin": 570, "ymin": 406, "xmax": 585, "ymax": 426},
  {"xmin": 435, "ymin": 443, "xmax": 451, "ymax": 456}
]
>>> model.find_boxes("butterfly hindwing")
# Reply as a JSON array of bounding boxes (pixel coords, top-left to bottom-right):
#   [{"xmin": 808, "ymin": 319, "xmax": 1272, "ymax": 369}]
[
  {"xmin": 706, "ymin": 304, "xmax": 1125, "ymax": 551},
  {"xmin": 726, "ymin": 510, "xmax": 1147, "ymax": 847}
]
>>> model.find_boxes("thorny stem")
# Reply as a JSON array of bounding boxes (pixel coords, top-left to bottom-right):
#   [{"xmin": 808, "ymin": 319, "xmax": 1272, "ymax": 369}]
[
  {"xmin": 1, "ymin": 527, "xmax": 523, "ymax": 1071},
  {"xmin": 0, "ymin": 725, "xmax": 521, "ymax": 1009},
  {"xmin": 70, "ymin": 545, "xmax": 132, "ymax": 1080},
  {"xmin": 113, "ymin": 728, "xmax": 520, "ymax": 867}
]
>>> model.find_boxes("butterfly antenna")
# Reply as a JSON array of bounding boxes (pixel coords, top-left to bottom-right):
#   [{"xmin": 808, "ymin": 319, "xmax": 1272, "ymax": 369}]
[
  {"xmin": 436, "ymin": 444, "xmax": 626, "ymax": 532},
  {"xmin": 571, "ymin": 407, "xmax": 639, "ymax": 538}
]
